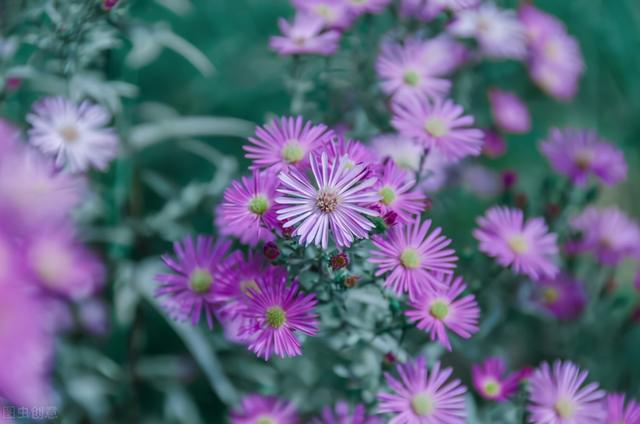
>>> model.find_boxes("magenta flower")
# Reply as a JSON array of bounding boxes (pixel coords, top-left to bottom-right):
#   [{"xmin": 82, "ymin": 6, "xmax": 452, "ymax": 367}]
[
  {"xmin": 346, "ymin": 0, "xmax": 391, "ymax": 15},
  {"xmin": 540, "ymin": 128, "xmax": 627, "ymax": 187},
  {"xmin": 240, "ymin": 274, "xmax": 318, "ymax": 360},
  {"xmin": 449, "ymin": 3, "xmax": 527, "ymax": 59},
  {"xmin": 313, "ymin": 401, "xmax": 381, "ymax": 424},
  {"xmin": 482, "ymin": 129, "xmax": 506, "ymax": 158},
  {"xmin": 244, "ymin": 116, "xmax": 334, "ymax": 173},
  {"xmin": 378, "ymin": 356, "xmax": 467, "ymax": 423},
  {"xmin": 327, "ymin": 135, "xmax": 375, "ymax": 169},
  {"xmin": 527, "ymin": 361, "xmax": 605, "ymax": 424},
  {"xmin": 155, "ymin": 235, "xmax": 234, "ymax": 328},
  {"xmin": 471, "ymin": 357, "xmax": 524, "ymax": 402},
  {"xmin": 230, "ymin": 394, "xmax": 299, "ymax": 424},
  {"xmin": 370, "ymin": 216, "xmax": 457, "ymax": 300},
  {"xmin": 474, "ymin": 206, "xmax": 559, "ymax": 280},
  {"xmin": 27, "ymin": 96, "xmax": 118, "ymax": 172},
  {"xmin": 376, "ymin": 38, "xmax": 451, "ymax": 102},
  {"xmin": 392, "ymin": 97, "xmax": 484, "ymax": 162},
  {"xmin": 276, "ymin": 152, "xmax": 380, "ymax": 248},
  {"xmin": 292, "ymin": 0, "xmax": 356, "ymax": 30},
  {"xmin": 605, "ymin": 393, "xmax": 640, "ymax": 424},
  {"xmin": 488, "ymin": 89, "xmax": 531, "ymax": 134},
  {"xmin": 217, "ymin": 169, "xmax": 280, "ymax": 246},
  {"xmin": 533, "ymin": 274, "xmax": 587, "ymax": 321},
  {"xmin": 374, "ymin": 160, "xmax": 426, "ymax": 223},
  {"xmin": 406, "ymin": 274, "xmax": 479, "ymax": 351},
  {"xmin": 270, "ymin": 13, "xmax": 341, "ymax": 56},
  {"xmin": 571, "ymin": 207, "xmax": 640, "ymax": 266},
  {"xmin": 518, "ymin": 4, "xmax": 565, "ymax": 46}
]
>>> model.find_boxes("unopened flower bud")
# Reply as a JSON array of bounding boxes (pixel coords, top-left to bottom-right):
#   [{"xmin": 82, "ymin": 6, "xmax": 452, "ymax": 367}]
[
  {"xmin": 263, "ymin": 242, "xmax": 280, "ymax": 261},
  {"xmin": 343, "ymin": 275, "xmax": 359, "ymax": 288},
  {"xmin": 330, "ymin": 253, "xmax": 349, "ymax": 270},
  {"xmin": 501, "ymin": 170, "xmax": 517, "ymax": 190},
  {"xmin": 103, "ymin": 0, "xmax": 119, "ymax": 10}
]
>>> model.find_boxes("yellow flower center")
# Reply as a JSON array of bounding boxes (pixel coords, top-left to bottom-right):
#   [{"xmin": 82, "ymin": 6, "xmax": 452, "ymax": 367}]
[
  {"xmin": 248, "ymin": 195, "xmax": 269, "ymax": 215},
  {"xmin": 400, "ymin": 248, "xmax": 421, "ymax": 269},
  {"xmin": 314, "ymin": 4, "xmax": 334, "ymax": 20},
  {"xmin": 281, "ymin": 140, "xmax": 304, "ymax": 164},
  {"xmin": 189, "ymin": 268, "xmax": 213, "ymax": 294},
  {"xmin": 542, "ymin": 287, "xmax": 560, "ymax": 304},
  {"xmin": 59, "ymin": 125, "xmax": 80, "ymax": 143},
  {"xmin": 429, "ymin": 300, "xmax": 449, "ymax": 320},
  {"xmin": 411, "ymin": 392, "xmax": 435, "ymax": 417},
  {"xmin": 266, "ymin": 306, "xmax": 286, "ymax": 328},
  {"xmin": 483, "ymin": 378, "xmax": 502, "ymax": 397},
  {"xmin": 554, "ymin": 398, "xmax": 575, "ymax": 419},
  {"xmin": 317, "ymin": 189, "xmax": 339, "ymax": 213},
  {"xmin": 379, "ymin": 186, "xmax": 396, "ymax": 205},
  {"xmin": 507, "ymin": 234, "xmax": 529, "ymax": 254},
  {"xmin": 424, "ymin": 117, "xmax": 448, "ymax": 138}
]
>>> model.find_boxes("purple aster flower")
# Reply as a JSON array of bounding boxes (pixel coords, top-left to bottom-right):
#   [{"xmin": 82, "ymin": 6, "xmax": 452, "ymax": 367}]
[
  {"xmin": 312, "ymin": 401, "xmax": 381, "ymax": 424},
  {"xmin": 400, "ymin": 0, "xmax": 479, "ymax": 21},
  {"xmin": 374, "ymin": 160, "xmax": 427, "ymax": 223},
  {"xmin": 370, "ymin": 216, "xmax": 457, "ymax": 300},
  {"xmin": 406, "ymin": 273, "xmax": 479, "ymax": 351},
  {"xmin": 419, "ymin": 35, "xmax": 468, "ymax": 77},
  {"xmin": 270, "ymin": 13, "xmax": 341, "ymax": 56},
  {"xmin": 471, "ymin": 357, "xmax": 524, "ymax": 402},
  {"xmin": 244, "ymin": 116, "xmax": 334, "ymax": 173},
  {"xmin": 371, "ymin": 134, "xmax": 425, "ymax": 173},
  {"xmin": 240, "ymin": 274, "xmax": 318, "ymax": 360},
  {"xmin": 230, "ymin": 394, "xmax": 299, "ymax": 424},
  {"xmin": 527, "ymin": 360, "xmax": 605, "ymax": 424},
  {"xmin": 392, "ymin": 96, "xmax": 484, "ymax": 162},
  {"xmin": 376, "ymin": 38, "xmax": 451, "ymax": 102},
  {"xmin": 449, "ymin": 3, "xmax": 527, "ymax": 59},
  {"xmin": 605, "ymin": 393, "xmax": 640, "ymax": 424},
  {"xmin": 217, "ymin": 169, "xmax": 280, "ymax": 246},
  {"xmin": 571, "ymin": 207, "xmax": 640, "ymax": 266},
  {"xmin": 540, "ymin": 128, "xmax": 627, "ymax": 187},
  {"xmin": 292, "ymin": 0, "xmax": 356, "ymax": 30},
  {"xmin": 24, "ymin": 226, "xmax": 104, "ymax": 300},
  {"xmin": 529, "ymin": 59, "xmax": 581, "ymax": 101},
  {"xmin": 155, "ymin": 235, "xmax": 234, "ymax": 328},
  {"xmin": 518, "ymin": 4, "xmax": 565, "ymax": 46},
  {"xmin": 482, "ymin": 129, "xmax": 506, "ymax": 158},
  {"xmin": 346, "ymin": 0, "xmax": 391, "ymax": 15},
  {"xmin": 27, "ymin": 96, "xmax": 118, "ymax": 172},
  {"xmin": 532, "ymin": 274, "xmax": 587, "ymax": 321},
  {"xmin": 276, "ymin": 152, "xmax": 379, "ymax": 249},
  {"xmin": 378, "ymin": 356, "xmax": 467, "ymax": 423},
  {"xmin": 474, "ymin": 206, "xmax": 559, "ymax": 279},
  {"xmin": 327, "ymin": 135, "xmax": 375, "ymax": 170},
  {"xmin": 488, "ymin": 89, "xmax": 531, "ymax": 134}
]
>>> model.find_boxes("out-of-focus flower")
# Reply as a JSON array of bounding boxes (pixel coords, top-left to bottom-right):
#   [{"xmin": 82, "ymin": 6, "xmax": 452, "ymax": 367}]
[
  {"xmin": 460, "ymin": 164, "xmax": 501, "ymax": 198},
  {"xmin": 346, "ymin": 0, "xmax": 391, "ymax": 15},
  {"xmin": 571, "ymin": 207, "xmax": 640, "ymax": 266},
  {"xmin": 370, "ymin": 216, "xmax": 457, "ymax": 300},
  {"xmin": 292, "ymin": 0, "xmax": 356, "ymax": 30},
  {"xmin": 327, "ymin": 136, "xmax": 374, "ymax": 170},
  {"xmin": 605, "ymin": 393, "xmax": 640, "ymax": 424},
  {"xmin": 240, "ymin": 275, "xmax": 318, "ymax": 360},
  {"xmin": 374, "ymin": 160, "xmax": 426, "ymax": 223},
  {"xmin": 501, "ymin": 170, "xmax": 518, "ymax": 190},
  {"xmin": 376, "ymin": 38, "xmax": 451, "ymax": 102},
  {"xmin": 527, "ymin": 361, "xmax": 605, "ymax": 424},
  {"xmin": 217, "ymin": 170, "xmax": 280, "ymax": 246},
  {"xmin": 472, "ymin": 357, "xmax": 525, "ymax": 402},
  {"xmin": 406, "ymin": 273, "xmax": 479, "ymax": 351},
  {"xmin": 276, "ymin": 152, "xmax": 379, "ymax": 249},
  {"xmin": 482, "ymin": 129, "xmax": 506, "ymax": 158},
  {"xmin": 312, "ymin": 401, "xmax": 381, "ymax": 424},
  {"xmin": 244, "ymin": 116, "xmax": 333, "ymax": 173},
  {"xmin": 392, "ymin": 97, "xmax": 484, "ymax": 162},
  {"xmin": 0, "ymin": 118, "xmax": 20, "ymax": 154},
  {"xmin": 102, "ymin": 0, "xmax": 119, "ymax": 10},
  {"xmin": 78, "ymin": 298, "xmax": 110, "ymax": 336},
  {"xmin": 27, "ymin": 96, "xmax": 118, "ymax": 172},
  {"xmin": 400, "ymin": 0, "xmax": 479, "ymax": 22},
  {"xmin": 270, "ymin": 13, "xmax": 341, "ymax": 56},
  {"xmin": 540, "ymin": 128, "xmax": 627, "ymax": 187},
  {"xmin": 419, "ymin": 36, "xmax": 468, "ymax": 77},
  {"xmin": 532, "ymin": 274, "xmax": 587, "ymax": 321},
  {"xmin": 371, "ymin": 133, "xmax": 424, "ymax": 172},
  {"xmin": 449, "ymin": 3, "xmax": 527, "ymax": 59},
  {"xmin": 155, "ymin": 236, "xmax": 234, "ymax": 328},
  {"xmin": 230, "ymin": 394, "xmax": 299, "ymax": 424},
  {"xmin": 263, "ymin": 242, "xmax": 281, "ymax": 261},
  {"xmin": 488, "ymin": 89, "xmax": 531, "ymax": 134},
  {"xmin": 518, "ymin": 4, "xmax": 565, "ymax": 46},
  {"xmin": 378, "ymin": 356, "xmax": 467, "ymax": 423},
  {"xmin": 474, "ymin": 206, "xmax": 559, "ymax": 279}
]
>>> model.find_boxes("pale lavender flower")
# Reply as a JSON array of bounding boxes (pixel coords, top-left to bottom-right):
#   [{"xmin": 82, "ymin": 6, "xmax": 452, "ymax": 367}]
[
  {"xmin": 518, "ymin": 4, "xmax": 565, "ymax": 46},
  {"xmin": 292, "ymin": 0, "xmax": 356, "ymax": 30},
  {"xmin": 533, "ymin": 274, "xmax": 587, "ymax": 321},
  {"xmin": 392, "ymin": 96, "xmax": 484, "ymax": 161},
  {"xmin": 346, "ymin": 0, "xmax": 391, "ymax": 15},
  {"xmin": 472, "ymin": 357, "xmax": 524, "ymax": 402},
  {"xmin": 230, "ymin": 394, "xmax": 299, "ymax": 424},
  {"xmin": 371, "ymin": 134, "xmax": 425, "ymax": 173},
  {"xmin": 605, "ymin": 393, "xmax": 640, "ymax": 424},
  {"xmin": 474, "ymin": 206, "xmax": 559, "ymax": 279},
  {"xmin": 370, "ymin": 216, "xmax": 457, "ymax": 300},
  {"xmin": 378, "ymin": 356, "xmax": 467, "ymax": 423},
  {"xmin": 419, "ymin": 36, "xmax": 468, "ymax": 77},
  {"xmin": 313, "ymin": 401, "xmax": 381, "ymax": 424},
  {"xmin": 527, "ymin": 361, "xmax": 605, "ymax": 424},
  {"xmin": 400, "ymin": 0, "xmax": 479, "ymax": 21},
  {"xmin": 27, "ymin": 96, "xmax": 118, "ymax": 172},
  {"xmin": 488, "ymin": 89, "xmax": 531, "ymax": 134},
  {"xmin": 276, "ymin": 152, "xmax": 380, "ymax": 249},
  {"xmin": 270, "ymin": 13, "xmax": 341, "ymax": 56},
  {"xmin": 540, "ymin": 128, "xmax": 627, "ymax": 186},
  {"xmin": 375, "ymin": 160, "xmax": 427, "ymax": 223}
]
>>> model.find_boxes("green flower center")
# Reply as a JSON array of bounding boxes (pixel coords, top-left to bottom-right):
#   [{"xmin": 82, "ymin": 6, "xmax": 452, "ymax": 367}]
[
  {"xmin": 542, "ymin": 287, "xmax": 559, "ymax": 304},
  {"xmin": 424, "ymin": 117, "xmax": 448, "ymax": 138},
  {"xmin": 248, "ymin": 195, "xmax": 269, "ymax": 215},
  {"xmin": 266, "ymin": 306, "xmax": 286, "ymax": 328},
  {"xmin": 507, "ymin": 234, "xmax": 529, "ymax": 254},
  {"xmin": 379, "ymin": 186, "xmax": 396, "ymax": 206},
  {"xmin": 314, "ymin": 4, "xmax": 334, "ymax": 20},
  {"xmin": 403, "ymin": 70, "xmax": 420, "ymax": 87},
  {"xmin": 59, "ymin": 125, "xmax": 80, "ymax": 143},
  {"xmin": 411, "ymin": 392, "xmax": 435, "ymax": 417},
  {"xmin": 317, "ymin": 189, "xmax": 339, "ymax": 213},
  {"xmin": 429, "ymin": 300, "xmax": 450, "ymax": 320},
  {"xmin": 400, "ymin": 248, "xmax": 421, "ymax": 269},
  {"xmin": 483, "ymin": 378, "xmax": 501, "ymax": 397},
  {"xmin": 554, "ymin": 398, "xmax": 575, "ymax": 419},
  {"xmin": 256, "ymin": 416, "xmax": 277, "ymax": 424},
  {"xmin": 240, "ymin": 279, "xmax": 259, "ymax": 296},
  {"xmin": 189, "ymin": 268, "xmax": 213, "ymax": 294},
  {"xmin": 282, "ymin": 140, "xmax": 304, "ymax": 164}
]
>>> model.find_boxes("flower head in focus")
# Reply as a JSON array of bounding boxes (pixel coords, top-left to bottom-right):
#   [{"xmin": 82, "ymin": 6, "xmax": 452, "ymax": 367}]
[
  {"xmin": 488, "ymin": 89, "xmax": 531, "ymax": 134},
  {"xmin": 270, "ymin": 13, "xmax": 341, "ymax": 56},
  {"xmin": 27, "ymin": 96, "xmax": 118, "ymax": 172},
  {"xmin": 474, "ymin": 206, "xmax": 559, "ymax": 280},
  {"xmin": 472, "ymin": 357, "xmax": 526, "ymax": 402},
  {"xmin": 230, "ymin": 394, "xmax": 299, "ymax": 424}
]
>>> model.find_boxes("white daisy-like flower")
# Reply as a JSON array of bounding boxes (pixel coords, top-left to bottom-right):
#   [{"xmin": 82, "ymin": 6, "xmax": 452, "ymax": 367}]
[{"xmin": 27, "ymin": 96, "xmax": 119, "ymax": 172}]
